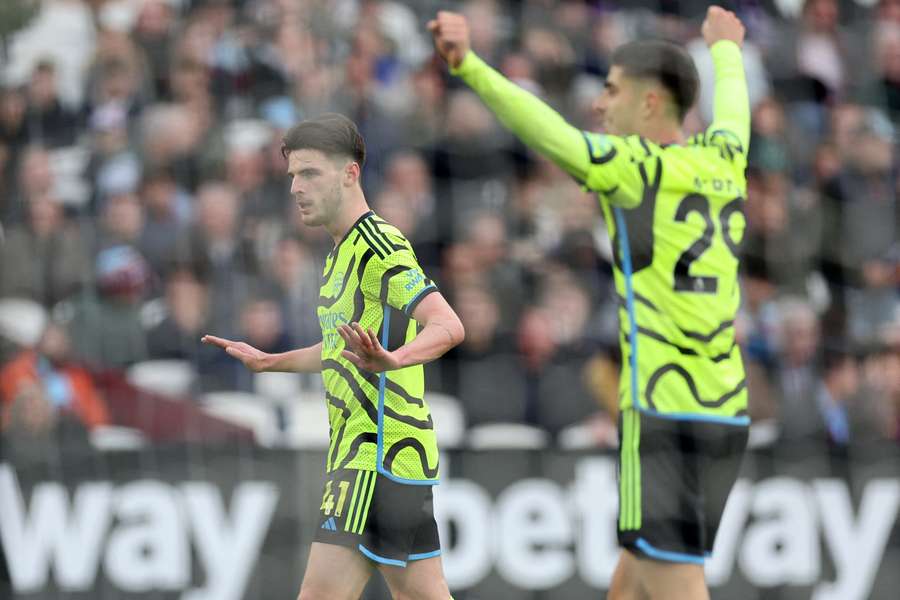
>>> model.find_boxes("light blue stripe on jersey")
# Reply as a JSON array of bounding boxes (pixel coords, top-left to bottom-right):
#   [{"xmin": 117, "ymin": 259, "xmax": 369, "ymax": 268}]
[
  {"xmin": 613, "ymin": 207, "xmax": 640, "ymax": 411},
  {"xmin": 374, "ymin": 305, "xmax": 440, "ymax": 485},
  {"xmin": 376, "ymin": 307, "xmax": 389, "ymax": 471}
]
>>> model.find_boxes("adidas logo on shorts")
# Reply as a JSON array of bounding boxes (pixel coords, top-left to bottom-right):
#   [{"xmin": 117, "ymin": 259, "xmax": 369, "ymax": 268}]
[{"xmin": 321, "ymin": 517, "xmax": 337, "ymax": 531}]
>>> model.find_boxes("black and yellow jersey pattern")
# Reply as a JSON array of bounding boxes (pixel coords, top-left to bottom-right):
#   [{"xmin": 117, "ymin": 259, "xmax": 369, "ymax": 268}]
[
  {"xmin": 452, "ymin": 41, "xmax": 750, "ymax": 424},
  {"xmin": 591, "ymin": 130, "xmax": 749, "ymax": 423},
  {"xmin": 318, "ymin": 211, "xmax": 439, "ymax": 483}
]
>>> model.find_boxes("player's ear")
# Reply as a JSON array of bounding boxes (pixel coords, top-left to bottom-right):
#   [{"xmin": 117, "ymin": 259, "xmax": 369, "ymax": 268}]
[
  {"xmin": 344, "ymin": 161, "xmax": 361, "ymax": 187},
  {"xmin": 643, "ymin": 88, "xmax": 661, "ymax": 120}
]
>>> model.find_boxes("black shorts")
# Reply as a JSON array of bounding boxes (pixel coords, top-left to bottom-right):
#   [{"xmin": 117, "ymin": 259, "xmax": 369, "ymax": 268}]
[
  {"xmin": 312, "ymin": 468, "xmax": 441, "ymax": 567},
  {"xmin": 617, "ymin": 408, "xmax": 748, "ymax": 564}
]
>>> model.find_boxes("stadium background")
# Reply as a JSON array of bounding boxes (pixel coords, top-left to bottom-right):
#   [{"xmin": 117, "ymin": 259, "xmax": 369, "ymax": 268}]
[{"xmin": 0, "ymin": 0, "xmax": 898, "ymax": 598}]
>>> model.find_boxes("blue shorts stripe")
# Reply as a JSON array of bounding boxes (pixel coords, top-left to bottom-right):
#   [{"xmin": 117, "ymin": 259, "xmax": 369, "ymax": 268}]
[
  {"xmin": 635, "ymin": 538, "xmax": 705, "ymax": 565},
  {"xmin": 408, "ymin": 549, "xmax": 441, "ymax": 561},
  {"xmin": 358, "ymin": 544, "xmax": 407, "ymax": 567}
]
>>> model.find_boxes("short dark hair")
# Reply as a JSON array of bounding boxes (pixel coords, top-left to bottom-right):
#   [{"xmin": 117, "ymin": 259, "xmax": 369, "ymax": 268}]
[
  {"xmin": 610, "ymin": 40, "xmax": 699, "ymax": 121},
  {"xmin": 281, "ymin": 113, "xmax": 366, "ymax": 166}
]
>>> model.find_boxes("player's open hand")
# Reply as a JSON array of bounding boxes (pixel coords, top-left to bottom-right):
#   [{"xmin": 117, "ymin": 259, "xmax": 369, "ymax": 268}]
[
  {"xmin": 338, "ymin": 322, "xmax": 401, "ymax": 373},
  {"xmin": 702, "ymin": 6, "xmax": 745, "ymax": 48},
  {"xmin": 427, "ymin": 11, "xmax": 471, "ymax": 69},
  {"xmin": 201, "ymin": 334, "xmax": 271, "ymax": 372}
]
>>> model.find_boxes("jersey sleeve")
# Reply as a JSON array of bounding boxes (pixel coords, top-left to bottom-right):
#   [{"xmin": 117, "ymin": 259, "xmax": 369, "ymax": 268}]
[
  {"xmin": 705, "ymin": 40, "xmax": 750, "ymax": 161},
  {"xmin": 452, "ymin": 52, "xmax": 647, "ymax": 208},
  {"xmin": 361, "ymin": 249, "xmax": 438, "ymax": 317}
]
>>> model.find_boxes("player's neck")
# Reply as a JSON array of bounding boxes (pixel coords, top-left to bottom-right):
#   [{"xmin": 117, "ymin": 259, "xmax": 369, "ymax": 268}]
[
  {"xmin": 639, "ymin": 121, "xmax": 684, "ymax": 146},
  {"xmin": 326, "ymin": 190, "xmax": 370, "ymax": 245}
]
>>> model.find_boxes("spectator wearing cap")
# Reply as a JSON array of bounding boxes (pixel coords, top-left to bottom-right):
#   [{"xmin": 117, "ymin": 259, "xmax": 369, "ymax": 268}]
[{"xmin": 65, "ymin": 245, "xmax": 150, "ymax": 370}]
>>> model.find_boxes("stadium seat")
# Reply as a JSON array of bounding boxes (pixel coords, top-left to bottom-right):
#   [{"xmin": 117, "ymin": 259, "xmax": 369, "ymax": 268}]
[
  {"xmin": 466, "ymin": 422, "xmax": 550, "ymax": 450},
  {"xmin": 89, "ymin": 425, "xmax": 149, "ymax": 451},
  {"xmin": 0, "ymin": 298, "xmax": 47, "ymax": 347},
  {"xmin": 424, "ymin": 392, "xmax": 466, "ymax": 449},
  {"xmin": 254, "ymin": 371, "xmax": 302, "ymax": 401},
  {"xmin": 283, "ymin": 395, "xmax": 331, "ymax": 449},
  {"xmin": 557, "ymin": 421, "xmax": 596, "ymax": 449},
  {"xmin": 126, "ymin": 359, "xmax": 197, "ymax": 398},
  {"xmin": 200, "ymin": 391, "xmax": 280, "ymax": 447}
]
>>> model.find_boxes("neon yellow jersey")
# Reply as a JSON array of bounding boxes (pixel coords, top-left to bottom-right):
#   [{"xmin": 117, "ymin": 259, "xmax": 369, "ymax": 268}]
[
  {"xmin": 454, "ymin": 41, "xmax": 750, "ymax": 422},
  {"xmin": 318, "ymin": 211, "xmax": 440, "ymax": 482}
]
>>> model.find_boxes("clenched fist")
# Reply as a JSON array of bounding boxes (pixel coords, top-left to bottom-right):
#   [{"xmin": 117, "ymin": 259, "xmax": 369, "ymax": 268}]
[
  {"xmin": 427, "ymin": 11, "xmax": 471, "ymax": 69},
  {"xmin": 702, "ymin": 6, "xmax": 745, "ymax": 48}
]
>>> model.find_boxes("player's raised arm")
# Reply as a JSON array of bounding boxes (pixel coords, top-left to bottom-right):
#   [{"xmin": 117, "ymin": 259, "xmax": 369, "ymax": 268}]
[
  {"xmin": 429, "ymin": 11, "xmax": 646, "ymax": 205},
  {"xmin": 703, "ymin": 6, "xmax": 750, "ymax": 156}
]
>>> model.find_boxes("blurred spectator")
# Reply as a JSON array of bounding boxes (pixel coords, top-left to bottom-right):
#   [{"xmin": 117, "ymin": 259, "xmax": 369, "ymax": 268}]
[
  {"xmin": 145, "ymin": 267, "xmax": 221, "ymax": 392},
  {"xmin": 2, "ymin": 145, "xmax": 55, "ymax": 225},
  {"xmin": 815, "ymin": 346, "xmax": 860, "ymax": 446},
  {"xmin": 23, "ymin": 59, "xmax": 81, "ymax": 148},
  {"xmin": 518, "ymin": 270, "xmax": 599, "ymax": 435},
  {"xmin": 134, "ymin": 0, "xmax": 178, "ymax": 99},
  {"xmin": 261, "ymin": 235, "xmax": 321, "ymax": 347},
  {"xmin": 65, "ymin": 245, "xmax": 150, "ymax": 369},
  {"xmin": 0, "ymin": 194, "xmax": 90, "ymax": 307},
  {"xmin": 174, "ymin": 181, "xmax": 261, "ymax": 336},
  {"xmin": 773, "ymin": 297, "xmax": 823, "ymax": 442},
  {"xmin": 444, "ymin": 211, "xmax": 526, "ymax": 334},
  {"xmin": 865, "ymin": 22, "xmax": 900, "ymax": 122},
  {"xmin": 137, "ymin": 164, "xmax": 192, "ymax": 276},
  {"xmin": 208, "ymin": 295, "xmax": 292, "ymax": 392},
  {"xmin": 820, "ymin": 105, "xmax": 898, "ymax": 343},
  {"xmin": 861, "ymin": 318, "xmax": 900, "ymax": 442},
  {"xmin": 374, "ymin": 151, "xmax": 442, "ymax": 272},
  {"xmin": 0, "ymin": 87, "xmax": 28, "ymax": 204},
  {"xmin": 743, "ymin": 167, "xmax": 822, "ymax": 297},
  {"xmin": 0, "ymin": 320, "xmax": 110, "ymax": 458},
  {"xmin": 445, "ymin": 283, "xmax": 527, "ymax": 425}
]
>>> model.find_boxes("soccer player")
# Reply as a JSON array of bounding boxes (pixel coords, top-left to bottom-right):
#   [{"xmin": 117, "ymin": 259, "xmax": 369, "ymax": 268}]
[
  {"xmin": 430, "ymin": 6, "xmax": 749, "ymax": 600},
  {"xmin": 202, "ymin": 114, "xmax": 463, "ymax": 600}
]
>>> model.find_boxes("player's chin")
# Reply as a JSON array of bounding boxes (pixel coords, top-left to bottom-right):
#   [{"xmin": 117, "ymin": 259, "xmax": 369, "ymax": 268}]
[{"xmin": 298, "ymin": 211, "xmax": 322, "ymax": 226}]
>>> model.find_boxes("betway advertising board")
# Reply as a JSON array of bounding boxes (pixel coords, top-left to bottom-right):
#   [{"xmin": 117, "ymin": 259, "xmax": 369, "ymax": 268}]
[{"xmin": 1, "ymin": 445, "xmax": 898, "ymax": 599}]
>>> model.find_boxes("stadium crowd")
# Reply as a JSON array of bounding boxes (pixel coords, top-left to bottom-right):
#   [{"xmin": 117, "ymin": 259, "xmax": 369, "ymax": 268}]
[{"xmin": 0, "ymin": 0, "xmax": 898, "ymax": 453}]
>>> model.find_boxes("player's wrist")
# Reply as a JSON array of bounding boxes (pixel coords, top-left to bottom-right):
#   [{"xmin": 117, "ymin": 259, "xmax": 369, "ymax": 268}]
[
  {"xmin": 258, "ymin": 352, "xmax": 278, "ymax": 372},
  {"xmin": 387, "ymin": 348, "xmax": 407, "ymax": 370},
  {"xmin": 449, "ymin": 50, "xmax": 477, "ymax": 75},
  {"xmin": 708, "ymin": 38, "xmax": 742, "ymax": 51}
]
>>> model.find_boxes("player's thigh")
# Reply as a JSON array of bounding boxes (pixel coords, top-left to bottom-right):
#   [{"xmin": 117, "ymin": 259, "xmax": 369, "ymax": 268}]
[
  {"xmin": 607, "ymin": 550, "xmax": 650, "ymax": 600},
  {"xmin": 297, "ymin": 542, "xmax": 373, "ymax": 600},
  {"xmin": 379, "ymin": 555, "xmax": 450, "ymax": 600},
  {"xmin": 631, "ymin": 554, "xmax": 709, "ymax": 600}
]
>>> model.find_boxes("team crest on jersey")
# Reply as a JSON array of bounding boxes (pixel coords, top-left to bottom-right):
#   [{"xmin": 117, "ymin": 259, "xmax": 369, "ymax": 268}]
[{"xmin": 331, "ymin": 272, "xmax": 345, "ymax": 296}]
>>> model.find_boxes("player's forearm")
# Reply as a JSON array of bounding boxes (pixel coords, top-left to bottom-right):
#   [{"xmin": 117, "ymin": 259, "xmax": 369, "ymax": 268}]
[
  {"xmin": 392, "ymin": 318, "xmax": 464, "ymax": 369},
  {"xmin": 710, "ymin": 40, "xmax": 750, "ymax": 151},
  {"xmin": 263, "ymin": 343, "xmax": 323, "ymax": 373},
  {"xmin": 452, "ymin": 51, "xmax": 589, "ymax": 181}
]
